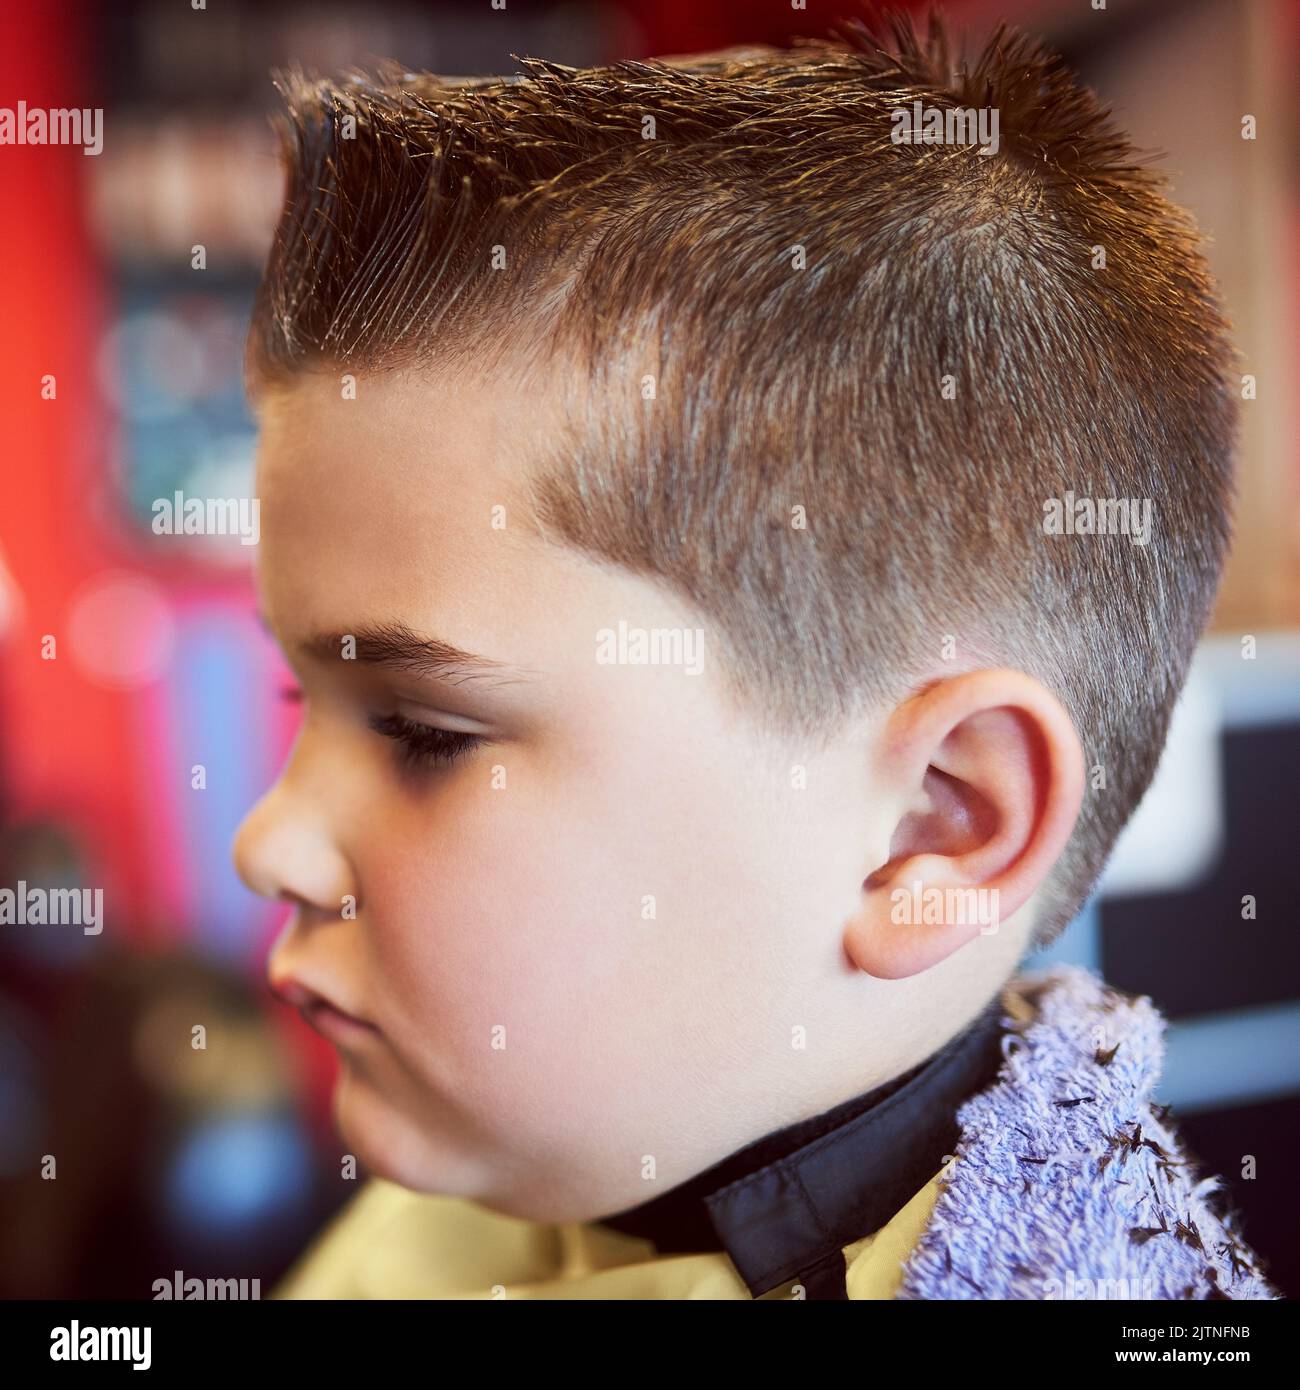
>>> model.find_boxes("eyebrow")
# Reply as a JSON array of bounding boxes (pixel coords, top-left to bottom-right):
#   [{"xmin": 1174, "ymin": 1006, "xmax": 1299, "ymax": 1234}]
[{"xmin": 262, "ymin": 616, "xmax": 534, "ymax": 689}]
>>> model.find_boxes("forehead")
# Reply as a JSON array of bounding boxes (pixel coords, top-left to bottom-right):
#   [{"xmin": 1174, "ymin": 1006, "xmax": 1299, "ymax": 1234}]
[
  {"xmin": 250, "ymin": 369, "xmax": 712, "ymax": 709},
  {"xmin": 256, "ymin": 366, "xmax": 541, "ymax": 579},
  {"xmin": 253, "ymin": 368, "xmax": 566, "ymax": 656}
]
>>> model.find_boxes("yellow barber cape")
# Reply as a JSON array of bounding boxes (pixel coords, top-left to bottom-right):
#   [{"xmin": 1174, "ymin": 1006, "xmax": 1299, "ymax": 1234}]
[{"xmin": 271, "ymin": 1162, "xmax": 951, "ymax": 1300}]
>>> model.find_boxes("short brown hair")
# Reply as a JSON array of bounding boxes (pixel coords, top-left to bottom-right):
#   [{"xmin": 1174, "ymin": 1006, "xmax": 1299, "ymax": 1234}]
[{"xmin": 247, "ymin": 11, "xmax": 1238, "ymax": 952}]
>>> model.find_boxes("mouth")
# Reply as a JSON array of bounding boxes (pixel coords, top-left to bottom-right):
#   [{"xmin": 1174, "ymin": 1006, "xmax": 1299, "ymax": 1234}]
[
  {"xmin": 273, "ymin": 976, "xmax": 380, "ymax": 1046},
  {"xmin": 300, "ymin": 998, "xmax": 381, "ymax": 1046}
]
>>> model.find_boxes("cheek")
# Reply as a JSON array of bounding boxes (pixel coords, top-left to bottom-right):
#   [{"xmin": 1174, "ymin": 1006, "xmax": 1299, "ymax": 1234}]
[
  {"xmin": 358, "ymin": 781, "xmax": 645, "ymax": 1097},
  {"xmin": 355, "ymin": 767, "xmax": 767, "ymax": 1122},
  {"xmin": 372, "ymin": 811, "xmax": 584, "ymax": 1014}
]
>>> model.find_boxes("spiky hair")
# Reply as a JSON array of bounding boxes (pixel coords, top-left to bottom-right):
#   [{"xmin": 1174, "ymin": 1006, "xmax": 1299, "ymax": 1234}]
[{"xmin": 248, "ymin": 9, "xmax": 1238, "ymax": 952}]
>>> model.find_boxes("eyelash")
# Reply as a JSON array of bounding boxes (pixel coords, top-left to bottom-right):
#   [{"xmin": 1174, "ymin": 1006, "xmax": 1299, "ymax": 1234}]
[
  {"xmin": 367, "ymin": 712, "xmax": 487, "ymax": 770},
  {"xmin": 277, "ymin": 685, "xmax": 485, "ymax": 771}
]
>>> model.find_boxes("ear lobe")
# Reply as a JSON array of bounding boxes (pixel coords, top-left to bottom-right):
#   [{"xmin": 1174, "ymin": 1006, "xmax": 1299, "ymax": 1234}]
[{"xmin": 845, "ymin": 669, "xmax": 1084, "ymax": 980}]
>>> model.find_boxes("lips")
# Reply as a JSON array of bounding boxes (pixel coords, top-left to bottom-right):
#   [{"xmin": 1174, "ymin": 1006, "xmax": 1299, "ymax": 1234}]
[
  {"xmin": 300, "ymin": 999, "xmax": 379, "ymax": 1045},
  {"xmin": 271, "ymin": 975, "xmax": 379, "ymax": 1039}
]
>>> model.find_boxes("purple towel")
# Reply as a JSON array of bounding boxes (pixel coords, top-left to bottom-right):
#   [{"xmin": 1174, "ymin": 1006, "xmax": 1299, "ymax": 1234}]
[{"xmin": 897, "ymin": 964, "xmax": 1280, "ymax": 1300}]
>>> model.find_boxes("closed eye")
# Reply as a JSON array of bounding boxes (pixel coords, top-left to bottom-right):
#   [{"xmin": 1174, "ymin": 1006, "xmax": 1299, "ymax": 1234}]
[{"xmin": 367, "ymin": 711, "xmax": 488, "ymax": 770}]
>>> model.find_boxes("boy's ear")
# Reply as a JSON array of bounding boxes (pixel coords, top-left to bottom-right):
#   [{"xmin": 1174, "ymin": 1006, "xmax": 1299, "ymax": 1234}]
[{"xmin": 845, "ymin": 668, "xmax": 1084, "ymax": 980}]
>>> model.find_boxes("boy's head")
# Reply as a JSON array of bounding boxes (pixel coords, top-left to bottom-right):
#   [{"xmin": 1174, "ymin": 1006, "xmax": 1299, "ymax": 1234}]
[{"xmin": 234, "ymin": 15, "xmax": 1236, "ymax": 1221}]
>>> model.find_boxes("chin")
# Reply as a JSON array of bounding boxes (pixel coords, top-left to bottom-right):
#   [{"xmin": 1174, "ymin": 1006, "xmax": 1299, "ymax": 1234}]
[{"xmin": 330, "ymin": 1066, "xmax": 475, "ymax": 1197}]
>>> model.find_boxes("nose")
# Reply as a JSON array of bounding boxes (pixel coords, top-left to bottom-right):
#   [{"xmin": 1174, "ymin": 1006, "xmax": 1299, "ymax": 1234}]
[{"xmin": 232, "ymin": 774, "xmax": 356, "ymax": 916}]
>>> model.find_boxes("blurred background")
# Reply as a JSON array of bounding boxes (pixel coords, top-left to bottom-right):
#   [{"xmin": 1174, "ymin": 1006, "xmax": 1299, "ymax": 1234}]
[{"xmin": 0, "ymin": 0, "xmax": 1297, "ymax": 1299}]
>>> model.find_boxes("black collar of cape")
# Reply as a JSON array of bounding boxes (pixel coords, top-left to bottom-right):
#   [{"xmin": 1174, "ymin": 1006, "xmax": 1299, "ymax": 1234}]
[{"xmin": 592, "ymin": 994, "xmax": 1007, "ymax": 1299}]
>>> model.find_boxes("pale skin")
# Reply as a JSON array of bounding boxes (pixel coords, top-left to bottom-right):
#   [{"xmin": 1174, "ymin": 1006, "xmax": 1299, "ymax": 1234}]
[{"xmin": 233, "ymin": 366, "xmax": 1085, "ymax": 1225}]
